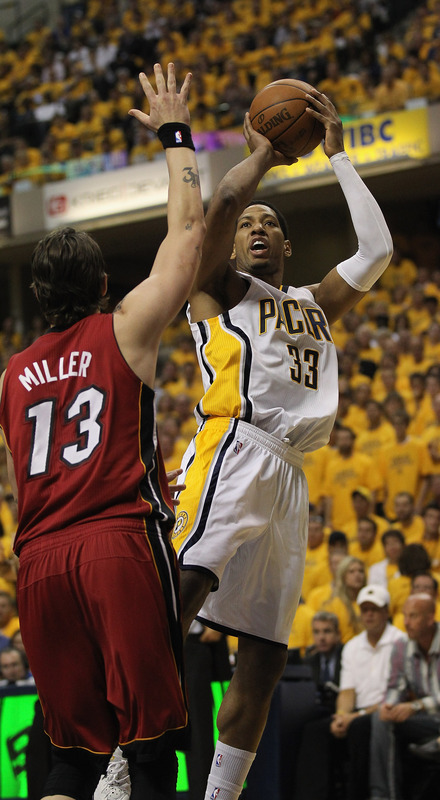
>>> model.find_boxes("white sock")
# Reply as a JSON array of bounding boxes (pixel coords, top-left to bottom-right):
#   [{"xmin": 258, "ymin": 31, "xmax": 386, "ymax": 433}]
[{"xmin": 204, "ymin": 740, "xmax": 256, "ymax": 800}]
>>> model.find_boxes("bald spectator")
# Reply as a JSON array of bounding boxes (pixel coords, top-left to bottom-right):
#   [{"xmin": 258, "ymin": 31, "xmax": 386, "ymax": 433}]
[
  {"xmin": 370, "ymin": 594, "xmax": 440, "ymax": 800},
  {"xmin": 393, "ymin": 572, "xmax": 440, "ymax": 631}
]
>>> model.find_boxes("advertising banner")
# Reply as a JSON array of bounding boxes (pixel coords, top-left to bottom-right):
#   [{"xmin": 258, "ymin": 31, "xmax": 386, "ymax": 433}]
[
  {"xmin": 260, "ymin": 107, "xmax": 431, "ymax": 187},
  {"xmin": 41, "ymin": 153, "xmax": 213, "ymax": 229}
]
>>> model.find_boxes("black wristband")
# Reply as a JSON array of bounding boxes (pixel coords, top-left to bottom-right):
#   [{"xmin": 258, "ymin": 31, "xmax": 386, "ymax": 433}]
[{"xmin": 157, "ymin": 122, "xmax": 195, "ymax": 151}]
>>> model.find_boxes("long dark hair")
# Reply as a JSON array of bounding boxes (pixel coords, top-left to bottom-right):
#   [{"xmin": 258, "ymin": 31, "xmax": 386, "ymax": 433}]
[{"xmin": 31, "ymin": 227, "xmax": 108, "ymax": 327}]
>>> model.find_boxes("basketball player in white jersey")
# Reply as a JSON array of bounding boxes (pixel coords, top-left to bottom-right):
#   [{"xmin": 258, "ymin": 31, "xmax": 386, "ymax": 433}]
[{"xmin": 173, "ymin": 88, "xmax": 393, "ymax": 800}]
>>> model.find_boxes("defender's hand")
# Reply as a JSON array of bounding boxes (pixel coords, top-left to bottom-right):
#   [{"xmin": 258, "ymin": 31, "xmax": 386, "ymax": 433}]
[
  {"xmin": 167, "ymin": 468, "xmax": 186, "ymax": 507},
  {"xmin": 129, "ymin": 63, "xmax": 191, "ymax": 132}
]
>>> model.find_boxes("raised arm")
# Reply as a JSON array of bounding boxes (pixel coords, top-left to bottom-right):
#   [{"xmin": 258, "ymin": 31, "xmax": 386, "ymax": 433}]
[
  {"xmin": 304, "ymin": 89, "xmax": 393, "ymax": 324},
  {"xmin": 113, "ymin": 63, "xmax": 206, "ymax": 386}
]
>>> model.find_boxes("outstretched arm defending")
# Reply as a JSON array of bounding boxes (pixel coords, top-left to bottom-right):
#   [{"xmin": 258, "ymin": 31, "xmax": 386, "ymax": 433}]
[{"xmin": 114, "ymin": 63, "xmax": 206, "ymax": 386}]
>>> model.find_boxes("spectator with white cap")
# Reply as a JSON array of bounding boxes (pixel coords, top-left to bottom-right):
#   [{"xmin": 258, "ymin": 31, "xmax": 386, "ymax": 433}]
[
  {"xmin": 296, "ymin": 584, "xmax": 405, "ymax": 800},
  {"xmin": 330, "ymin": 584, "xmax": 406, "ymax": 800}
]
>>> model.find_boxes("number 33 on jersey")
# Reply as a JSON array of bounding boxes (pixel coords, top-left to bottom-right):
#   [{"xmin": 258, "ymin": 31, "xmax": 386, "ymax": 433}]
[{"xmin": 189, "ymin": 275, "xmax": 339, "ymax": 453}]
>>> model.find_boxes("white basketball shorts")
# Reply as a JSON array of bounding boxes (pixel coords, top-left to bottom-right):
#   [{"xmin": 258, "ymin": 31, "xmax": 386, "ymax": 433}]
[{"xmin": 172, "ymin": 417, "xmax": 309, "ymax": 646}]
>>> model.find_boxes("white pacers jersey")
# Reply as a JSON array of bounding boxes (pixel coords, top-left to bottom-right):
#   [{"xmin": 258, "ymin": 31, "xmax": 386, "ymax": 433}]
[{"xmin": 189, "ymin": 274, "xmax": 338, "ymax": 451}]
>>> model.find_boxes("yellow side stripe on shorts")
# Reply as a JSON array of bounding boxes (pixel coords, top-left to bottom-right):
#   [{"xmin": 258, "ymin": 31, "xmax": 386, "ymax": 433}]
[{"xmin": 173, "ymin": 418, "xmax": 237, "ymax": 555}]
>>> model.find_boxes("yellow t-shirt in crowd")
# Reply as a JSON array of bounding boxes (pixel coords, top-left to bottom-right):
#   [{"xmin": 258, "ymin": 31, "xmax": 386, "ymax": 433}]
[
  {"xmin": 323, "ymin": 451, "xmax": 380, "ymax": 530},
  {"xmin": 379, "ymin": 439, "xmax": 424, "ymax": 520}
]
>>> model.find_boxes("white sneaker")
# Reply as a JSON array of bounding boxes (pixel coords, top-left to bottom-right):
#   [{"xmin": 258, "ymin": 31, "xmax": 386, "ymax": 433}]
[{"xmin": 94, "ymin": 752, "xmax": 131, "ymax": 800}]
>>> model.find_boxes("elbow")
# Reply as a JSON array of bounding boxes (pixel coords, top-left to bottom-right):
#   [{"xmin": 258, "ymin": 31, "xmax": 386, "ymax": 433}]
[
  {"xmin": 373, "ymin": 229, "xmax": 393, "ymax": 271},
  {"xmin": 381, "ymin": 220, "xmax": 394, "ymax": 262},
  {"xmin": 213, "ymin": 182, "xmax": 243, "ymax": 219}
]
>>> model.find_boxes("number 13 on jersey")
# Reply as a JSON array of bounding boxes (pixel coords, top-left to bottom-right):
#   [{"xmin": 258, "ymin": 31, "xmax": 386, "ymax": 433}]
[{"xmin": 26, "ymin": 385, "xmax": 106, "ymax": 477}]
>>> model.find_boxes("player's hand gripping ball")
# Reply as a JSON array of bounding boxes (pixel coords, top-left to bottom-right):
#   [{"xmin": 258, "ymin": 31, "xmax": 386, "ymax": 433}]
[{"xmin": 249, "ymin": 78, "xmax": 325, "ymax": 158}]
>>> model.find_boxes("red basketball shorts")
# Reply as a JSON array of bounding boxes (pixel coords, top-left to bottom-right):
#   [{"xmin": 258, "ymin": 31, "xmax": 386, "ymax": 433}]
[{"xmin": 17, "ymin": 523, "xmax": 187, "ymax": 753}]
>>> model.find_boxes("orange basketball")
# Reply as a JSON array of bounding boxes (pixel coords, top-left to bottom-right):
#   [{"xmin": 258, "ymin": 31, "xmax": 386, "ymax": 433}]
[{"xmin": 249, "ymin": 78, "xmax": 325, "ymax": 158}]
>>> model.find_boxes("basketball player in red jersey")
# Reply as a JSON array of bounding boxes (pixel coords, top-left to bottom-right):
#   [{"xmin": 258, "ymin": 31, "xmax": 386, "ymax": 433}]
[{"xmin": 0, "ymin": 63, "xmax": 205, "ymax": 800}]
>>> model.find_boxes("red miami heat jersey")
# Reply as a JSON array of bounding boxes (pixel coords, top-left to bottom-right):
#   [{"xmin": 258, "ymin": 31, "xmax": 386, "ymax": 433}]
[{"xmin": 0, "ymin": 313, "xmax": 174, "ymax": 554}]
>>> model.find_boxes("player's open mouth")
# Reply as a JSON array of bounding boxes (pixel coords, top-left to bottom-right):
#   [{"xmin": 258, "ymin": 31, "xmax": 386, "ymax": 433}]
[{"xmin": 250, "ymin": 238, "xmax": 269, "ymax": 256}]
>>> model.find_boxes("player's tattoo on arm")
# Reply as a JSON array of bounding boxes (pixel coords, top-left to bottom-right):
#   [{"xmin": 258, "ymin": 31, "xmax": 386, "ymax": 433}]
[{"xmin": 182, "ymin": 167, "xmax": 200, "ymax": 187}]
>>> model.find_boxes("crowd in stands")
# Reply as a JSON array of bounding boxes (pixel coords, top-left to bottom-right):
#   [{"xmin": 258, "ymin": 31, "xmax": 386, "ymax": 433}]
[{"xmin": 0, "ymin": 0, "xmax": 440, "ymax": 191}]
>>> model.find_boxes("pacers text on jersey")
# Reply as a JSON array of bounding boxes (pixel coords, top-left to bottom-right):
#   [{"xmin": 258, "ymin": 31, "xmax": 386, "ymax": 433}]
[
  {"xmin": 18, "ymin": 351, "xmax": 92, "ymax": 392},
  {"xmin": 259, "ymin": 297, "xmax": 332, "ymax": 341}
]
